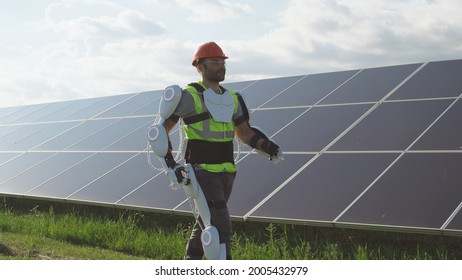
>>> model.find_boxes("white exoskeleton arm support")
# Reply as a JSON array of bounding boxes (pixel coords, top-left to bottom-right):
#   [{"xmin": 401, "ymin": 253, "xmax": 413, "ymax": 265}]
[
  {"xmin": 147, "ymin": 85, "xmax": 186, "ymax": 189},
  {"xmin": 147, "ymin": 123, "xmax": 182, "ymax": 189}
]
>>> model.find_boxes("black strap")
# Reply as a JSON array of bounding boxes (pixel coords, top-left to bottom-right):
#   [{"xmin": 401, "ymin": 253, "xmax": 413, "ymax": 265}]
[
  {"xmin": 233, "ymin": 115, "xmax": 246, "ymax": 126},
  {"xmin": 249, "ymin": 134, "xmax": 262, "ymax": 149},
  {"xmin": 184, "ymin": 111, "xmax": 245, "ymax": 126},
  {"xmin": 235, "ymin": 92, "xmax": 250, "ymax": 122},
  {"xmin": 182, "ymin": 84, "xmax": 211, "ymax": 125},
  {"xmin": 185, "ymin": 140, "xmax": 234, "ymax": 164},
  {"xmin": 188, "ymin": 82, "xmax": 206, "ymax": 94},
  {"xmin": 167, "ymin": 114, "xmax": 179, "ymax": 124},
  {"xmin": 188, "ymin": 82, "xmax": 227, "ymax": 95},
  {"xmin": 183, "ymin": 112, "xmax": 210, "ymax": 125}
]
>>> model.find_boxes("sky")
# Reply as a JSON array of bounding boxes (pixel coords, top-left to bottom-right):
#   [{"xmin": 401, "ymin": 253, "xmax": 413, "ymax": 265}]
[{"xmin": 1, "ymin": 0, "xmax": 462, "ymax": 107}]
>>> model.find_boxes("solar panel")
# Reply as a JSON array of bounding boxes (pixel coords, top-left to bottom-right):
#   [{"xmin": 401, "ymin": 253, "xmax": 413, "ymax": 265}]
[
  {"xmin": 249, "ymin": 153, "xmax": 398, "ymax": 223},
  {"xmin": 271, "ymin": 104, "xmax": 372, "ymax": 152},
  {"xmin": 4, "ymin": 122, "xmax": 80, "ymax": 151},
  {"xmin": 37, "ymin": 98, "xmax": 101, "ymax": 122},
  {"xmin": 117, "ymin": 171, "xmax": 188, "ymax": 213},
  {"xmin": 64, "ymin": 117, "xmax": 151, "ymax": 151},
  {"xmin": 240, "ymin": 76, "xmax": 304, "ymax": 108},
  {"xmin": 33, "ymin": 119, "xmax": 117, "ymax": 151},
  {"xmin": 0, "ymin": 152, "xmax": 88, "ymax": 195},
  {"xmin": 25, "ymin": 153, "xmax": 131, "ymax": 200},
  {"xmin": 330, "ymin": 99, "xmax": 453, "ymax": 151},
  {"xmin": 0, "ymin": 152, "xmax": 54, "ymax": 185},
  {"xmin": 319, "ymin": 64, "xmax": 421, "ymax": 105},
  {"xmin": 0, "ymin": 103, "xmax": 49, "ymax": 124},
  {"xmin": 387, "ymin": 60, "xmax": 462, "ymax": 100},
  {"xmin": 336, "ymin": 153, "xmax": 462, "ymax": 231},
  {"xmin": 410, "ymin": 99, "xmax": 462, "ymax": 150},
  {"xmin": 1, "ymin": 59, "xmax": 462, "ymax": 236},
  {"xmin": 262, "ymin": 70, "xmax": 359, "ymax": 107},
  {"xmin": 67, "ymin": 153, "xmax": 156, "ymax": 204},
  {"xmin": 229, "ymin": 154, "xmax": 314, "ymax": 217}
]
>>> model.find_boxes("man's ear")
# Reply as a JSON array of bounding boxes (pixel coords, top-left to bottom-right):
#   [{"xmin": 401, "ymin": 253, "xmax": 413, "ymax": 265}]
[{"xmin": 196, "ymin": 64, "xmax": 204, "ymax": 74}]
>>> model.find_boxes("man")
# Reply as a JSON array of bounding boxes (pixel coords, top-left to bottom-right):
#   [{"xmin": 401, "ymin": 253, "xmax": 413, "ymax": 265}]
[{"xmin": 152, "ymin": 41, "xmax": 282, "ymax": 259}]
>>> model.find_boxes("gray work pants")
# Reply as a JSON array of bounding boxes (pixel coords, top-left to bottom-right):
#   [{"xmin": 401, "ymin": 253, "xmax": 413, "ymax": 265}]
[{"xmin": 185, "ymin": 169, "xmax": 236, "ymax": 260}]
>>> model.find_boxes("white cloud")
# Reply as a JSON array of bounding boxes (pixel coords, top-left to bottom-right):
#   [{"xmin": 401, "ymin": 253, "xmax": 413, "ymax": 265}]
[
  {"xmin": 176, "ymin": 0, "xmax": 254, "ymax": 22},
  {"xmin": 226, "ymin": 0, "xmax": 462, "ymax": 80},
  {"xmin": 2, "ymin": 0, "xmax": 462, "ymax": 107},
  {"xmin": 44, "ymin": 0, "xmax": 124, "ymax": 20},
  {"xmin": 39, "ymin": 1, "xmax": 166, "ymax": 44},
  {"xmin": 0, "ymin": 0, "xmax": 176, "ymax": 107},
  {"xmin": 59, "ymin": 10, "xmax": 165, "ymax": 40}
]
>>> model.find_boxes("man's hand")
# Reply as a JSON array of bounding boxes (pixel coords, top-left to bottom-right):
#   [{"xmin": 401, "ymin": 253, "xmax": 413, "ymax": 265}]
[
  {"xmin": 261, "ymin": 139, "xmax": 280, "ymax": 158},
  {"xmin": 173, "ymin": 165, "xmax": 190, "ymax": 185},
  {"xmin": 166, "ymin": 164, "xmax": 189, "ymax": 189}
]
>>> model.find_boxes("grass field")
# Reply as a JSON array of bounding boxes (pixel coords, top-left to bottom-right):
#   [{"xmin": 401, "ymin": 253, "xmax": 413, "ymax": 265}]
[{"xmin": 1, "ymin": 197, "xmax": 461, "ymax": 260}]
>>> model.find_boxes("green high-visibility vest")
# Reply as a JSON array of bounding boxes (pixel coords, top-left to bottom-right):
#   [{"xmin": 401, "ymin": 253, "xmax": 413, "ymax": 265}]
[{"xmin": 183, "ymin": 82, "xmax": 239, "ymax": 173}]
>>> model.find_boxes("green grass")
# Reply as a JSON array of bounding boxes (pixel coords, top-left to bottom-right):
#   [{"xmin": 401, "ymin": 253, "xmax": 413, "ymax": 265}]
[
  {"xmin": 0, "ymin": 231, "xmax": 145, "ymax": 260},
  {"xmin": 1, "ymin": 197, "xmax": 461, "ymax": 260}
]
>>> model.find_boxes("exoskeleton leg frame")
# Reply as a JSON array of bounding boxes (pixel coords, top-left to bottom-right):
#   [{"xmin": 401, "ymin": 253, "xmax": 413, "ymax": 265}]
[
  {"xmin": 146, "ymin": 85, "xmax": 227, "ymax": 259},
  {"xmin": 182, "ymin": 164, "xmax": 226, "ymax": 260}
]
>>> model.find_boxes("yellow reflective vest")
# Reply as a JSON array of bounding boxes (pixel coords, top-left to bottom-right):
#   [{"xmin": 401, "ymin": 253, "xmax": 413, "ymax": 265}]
[{"xmin": 183, "ymin": 82, "xmax": 239, "ymax": 173}]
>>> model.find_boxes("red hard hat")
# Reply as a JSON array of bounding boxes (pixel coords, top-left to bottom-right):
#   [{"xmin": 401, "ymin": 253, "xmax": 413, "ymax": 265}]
[{"xmin": 192, "ymin": 42, "xmax": 228, "ymax": 66}]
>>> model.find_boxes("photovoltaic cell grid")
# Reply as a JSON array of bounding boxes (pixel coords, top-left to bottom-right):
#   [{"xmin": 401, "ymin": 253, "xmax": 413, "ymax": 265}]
[{"xmin": 1, "ymin": 59, "xmax": 462, "ymax": 236}]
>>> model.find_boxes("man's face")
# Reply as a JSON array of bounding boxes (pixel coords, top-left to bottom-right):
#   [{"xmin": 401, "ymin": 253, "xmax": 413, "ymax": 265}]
[{"xmin": 200, "ymin": 58, "xmax": 226, "ymax": 82}]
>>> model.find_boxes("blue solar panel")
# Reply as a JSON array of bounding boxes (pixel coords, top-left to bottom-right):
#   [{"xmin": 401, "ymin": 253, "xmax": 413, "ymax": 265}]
[{"xmin": 1, "ymin": 59, "xmax": 462, "ymax": 236}]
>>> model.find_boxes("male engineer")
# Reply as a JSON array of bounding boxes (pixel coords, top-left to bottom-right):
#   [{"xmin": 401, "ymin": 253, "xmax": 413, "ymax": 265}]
[{"xmin": 148, "ymin": 41, "xmax": 283, "ymax": 260}]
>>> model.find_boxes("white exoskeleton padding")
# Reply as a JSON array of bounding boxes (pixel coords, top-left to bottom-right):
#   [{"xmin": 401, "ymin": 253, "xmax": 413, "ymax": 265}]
[
  {"xmin": 183, "ymin": 163, "xmax": 226, "ymax": 260},
  {"xmin": 201, "ymin": 226, "xmax": 226, "ymax": 260},
  {"xmin": 147, "ymin": 123, "xmax": 183, "ymax": 189},
  {"xmin": 203, "ymin": 88, "xmax": 235, "ymax": 123},
  {"xmin": 160, "ymin": 85, "xmax": 182, "ymax": 120},
  {"xmin": 147, "ymin": 123, "xmax": 168, "ymax": 157},
  {"xmin": 251, "ymin": 126, "xmax": 284, "ymax": 164},
  {"xmin": 147, "ymin": 85, "xmax": 185, "ymax": 189}
]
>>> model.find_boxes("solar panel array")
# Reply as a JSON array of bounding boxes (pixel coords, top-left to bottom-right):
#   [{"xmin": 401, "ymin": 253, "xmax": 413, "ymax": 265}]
[{"xmin": 1, "ymin": 59, "xmax": 462, "ymax": 236}]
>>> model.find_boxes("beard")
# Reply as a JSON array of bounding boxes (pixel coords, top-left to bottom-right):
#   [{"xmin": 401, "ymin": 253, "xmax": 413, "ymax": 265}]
[
  {"xmin": 215, "ymin": 70, "xmax": 226, "ymax": 82},
  {"xmin": 206, "ymin": 70, "xmax": 226, "ymax": 83},
  {"xmin": 202, "ymin": 64, "xmax": 226, "ymax": 82}
]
